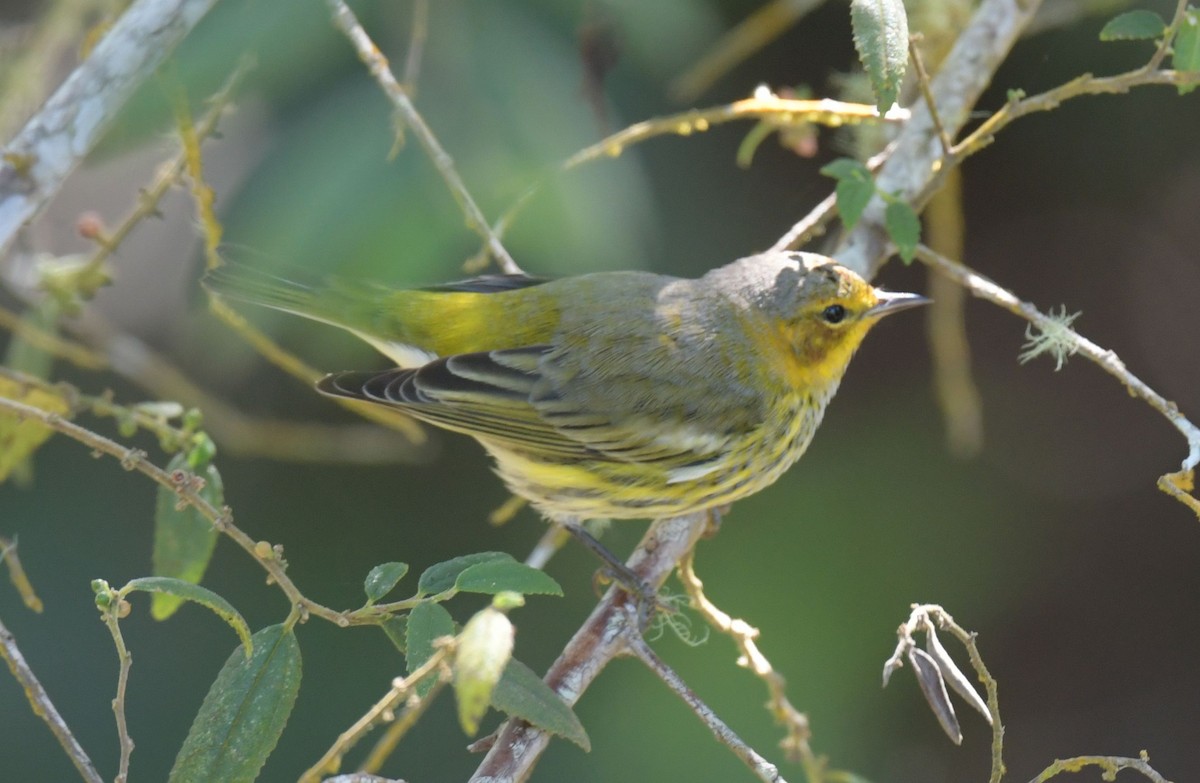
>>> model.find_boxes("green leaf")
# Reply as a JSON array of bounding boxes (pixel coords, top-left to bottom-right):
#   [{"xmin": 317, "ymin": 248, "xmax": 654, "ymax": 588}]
[
  {"xmin": 380, "ymin": 615, "xmax": 407, "ymax": 654},
  {"xmin": 169, "ymin": 624, "xmax": 302, "ymax": 783},
  {"xmin": 819, "ymin": 157, "xmax": 871, "ymax": 181},
  {"xmin": 417, "ymin": 552, "xmax": 515, "ymax": 595},
  {"xmin": 885, "ymin": 200, "xmax": 922, "ymax": 263},
  {"xmin": 363, "ymin": 561, "xmax": 410, "ymax": 604},
  {"xmin": 406, "ymin": 601, "xmax": 455, "ymax": 697},
  {"xmin": 455, "ymin": 560, "xmax": 563, "ymax": 597},
  {"xmin": 492, "ymin": 658, "xmax": 590, "ymax": 751},
  {"xmin": 1099, "ymin": 10, "xmax": 1166, "ymax": 41},
  {"xmin": 152, "ymin": 454, "xmax": 223, "ymax": 620},
  {"xmin": 1174, "ymin": 8, "xmax": 1200, "ymax": 95},
  {"xmin": 124, "ymin": 577, "xmax": 252, "ymax": 655},
  {"xmin": 850, "ymin": 0, "xmax": 909, "ymax": 113},
  {"xmin": 453, "ymin": 607, "xmax": 514, "ymax": 735},
  {"xmin": 821, "ymin": 158, "xmax": 876, "ymax": 230}
]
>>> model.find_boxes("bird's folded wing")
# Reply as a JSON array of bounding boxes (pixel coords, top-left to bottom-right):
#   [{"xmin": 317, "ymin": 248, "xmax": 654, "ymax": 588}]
[{"xmin": 318, "ymin": 347, "xmax": 756, "ymax": 468}]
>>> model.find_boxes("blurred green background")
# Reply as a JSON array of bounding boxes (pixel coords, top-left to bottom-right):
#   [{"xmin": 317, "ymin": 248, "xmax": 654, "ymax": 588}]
[{"xmin": 3, "ymin": 0, "xmax": 1200, "ymax": 781}]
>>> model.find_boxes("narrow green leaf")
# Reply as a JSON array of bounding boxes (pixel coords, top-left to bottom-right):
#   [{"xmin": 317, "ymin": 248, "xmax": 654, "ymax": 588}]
[
  {"xmin": 169, "ymin": 624, "xmax": 302, "ymax": 783},
  {"xmin": 453, "ymin": 607, "xmax": 514, "ymax": 735},
  {"xmin": 124, "ymin": 577, "xmax": 252, "ymax": 655},
  {"xmin": 1174, "ymin": 8, "xmax": 1200, "ymax": 95},
  {"xmin": 152, "ymin": 453, "xmax": 222, "ymax": 620},
  {"xmin": 455, "ymin": 560, "xmax": 563, "ymax": 597},
  {"xmin": 406, "ymin": 601, "xmax": 455, "ymax": 697},
  {"xmin": 1099, "ymin": 10, "xmax": 1166, "ymax": 41},
  {"xmin": 885, "ymin": 200, "xmax": 921, "ymax": 263},
  {"xmin": 363, "ymin": 561, "xmax": 410, "ymax": 604},
  {"xmin": 380, "ymin": 615, "xmax": 408, "ymax": 654},
  {"xmin": 492, "ymin": 658, "xmax": 590, "ymax": 751},
  {"xmin": 417, "ymin": 552, "xmax": 514, "ymax": 595},
  {"xmin": 850, "ymin": 0, "xmax": 909, "ymax": 112}
]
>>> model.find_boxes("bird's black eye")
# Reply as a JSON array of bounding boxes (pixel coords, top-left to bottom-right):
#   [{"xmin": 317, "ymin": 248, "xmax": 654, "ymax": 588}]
[{"xmin": 822, "ymin": 304, "xmax": 847, "ymax": 324}]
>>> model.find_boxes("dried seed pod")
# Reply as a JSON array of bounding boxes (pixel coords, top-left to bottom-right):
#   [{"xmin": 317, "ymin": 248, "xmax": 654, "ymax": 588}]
[
  {"xmin": 925, "ymin": 625, "xmax": 992, "ymax": 724},
  {"xmin": 908, "ymin": 647, "xmax": 962, "ymax": 744}
]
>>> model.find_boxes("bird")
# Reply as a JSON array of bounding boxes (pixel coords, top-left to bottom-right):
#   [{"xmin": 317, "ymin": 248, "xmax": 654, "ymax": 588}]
[{"xmin": 203, "ymin": 252, "xmax": 927, "ymax": 521}]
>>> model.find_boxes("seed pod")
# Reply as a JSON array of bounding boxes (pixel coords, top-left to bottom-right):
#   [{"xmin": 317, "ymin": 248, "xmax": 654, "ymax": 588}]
[
  {"xmin": 908, "ymin": 647, "xmax": 962, "ymax": 744},
  {"xmin": 925, "ymin": 625, "xmax": 992, "ymax": 724},
  {"xmin": 453, "ymin": 607, "xmax": 515, "ymax": 736}
]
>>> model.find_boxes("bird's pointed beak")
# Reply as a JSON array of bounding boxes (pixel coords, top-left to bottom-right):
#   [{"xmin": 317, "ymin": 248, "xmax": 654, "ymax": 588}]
[{"xmin": 867, "ymin": 290, "xmax": 930, "ymax": 318}]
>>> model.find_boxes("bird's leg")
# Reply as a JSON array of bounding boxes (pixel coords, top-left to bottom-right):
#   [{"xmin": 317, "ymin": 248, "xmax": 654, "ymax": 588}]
[
  {"xmin": 703, "ymin": 504, "xmax": 730, "ymax": 538},
  {"xmin": 556, "ymin": 518, "xmax": 663, "ymax": 624}
]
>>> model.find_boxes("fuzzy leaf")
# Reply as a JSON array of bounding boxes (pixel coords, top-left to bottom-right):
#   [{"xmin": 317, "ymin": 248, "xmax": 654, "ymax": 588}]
[
  {"xmin": 885, "ymin": 200, "xmax": 922, "ymax": 263},
  {"xmin": 152, "ymin": 454, "xmax": 223, "ymax": 620},
  {"xmin": 1099, "ymin": 10, "xmax": 1166, "ymax": 41},
  {"xmin": 406, "ymin": 601, "xmax": 455, "ymax": 697},
  {"xmin": 455, "ymin": 560, "xmax": 563, "ymax": 597},
  {"xmin": 125, "ymin": 577, "xmax": 251, "ymax": 655},
  {"xmin": 169, "ymin": 624, "xmax": 302, "ymax": 783},
  {"xmin": 850, "ymin": 0, "xmax": 909, "ymax": 113},
  {"xmin": 492, "ymin": 658, "xmax": 590, "ymax": 750},
  {"xmin": 363, "ymin": 561, "xmax": 409, "ymax": 604}
]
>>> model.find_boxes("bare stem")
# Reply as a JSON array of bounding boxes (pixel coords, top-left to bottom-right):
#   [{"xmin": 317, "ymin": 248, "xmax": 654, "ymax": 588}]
[
  {"xmin": 323, "ymin": 0, "xmax": 521, "ymax": 275},
  {"xmin": 99, "ymin": 604, "xmax": 135, "ymax": 782},
  {"xmin": 300, "ymin": 648, "xmax": 450, "ymax": 782},
  {"xmin": 627, "ymin": 626, "xmax": 786, "ymax": 783},
  {"xmin": 0, "ymin": 536, "xmax": 44, "ymax": 612},
  {"xmin": 0, "ymin": 613, "xmax": 103, "ymax": 783},
  {"xmin": 915, "ymin": 245, "xmax": 1200, "ymax": 518},
  {"xmin": 495, "ymin": 93, "xmax": 906, "ymax": 251},
  {"xmin": 1028, "ymin": 753, "xmax": 1174, "ymax": 783},
  {"xmin": 678, "ymin": 551, "xmax": 813, "ymax": 767}
]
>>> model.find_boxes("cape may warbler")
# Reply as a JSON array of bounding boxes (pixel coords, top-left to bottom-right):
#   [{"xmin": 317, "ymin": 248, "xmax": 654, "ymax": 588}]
[{"xmin": 204, "ymin": 252, "xmax": 925, "ymax": 520}]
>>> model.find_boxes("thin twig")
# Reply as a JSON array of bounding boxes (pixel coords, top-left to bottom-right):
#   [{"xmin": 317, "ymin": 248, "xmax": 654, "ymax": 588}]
[
  {"xmin": 359, "ymin": 677, "xmax": 447, "ymax": 774},
  {"xmin": 0, "ymin": 394, "xmax": 353, "ymax": 626},
  {"xmin": 1028, "ymin": 753, "xmax": 1174, "ymax": 783},
  {"xmin": 99, "ymin": 602, "xmax": 135, "ymax": 783},
  {"xmin": 323, "ymin": 0, "xmax": 521, "ymax": 275},
  {"xmin": 0, "ymin": 613, "xmax": 104, "ymax": 783},
  {"xmin": 915, "ymin": 245, "xmax": 1200, "ymax": 518},
  {"xmin": 626, "ymin": 624, "xmax": 786, "ymax": 783},
  {"xmin": 0, "ymin": 536, "xmax": 43, "ymax": 612},
  {"xmin": 401, "ymin": 0, "xmax": 429, "ymax": 95},
  {"xmin": 908, "ymin": 36, "xmax": 953, "ymax": 156},
  {"xmin": 678, "ymin": 551, "xmax": 813, "ymax": 768},
  {"xmin": 300, "ymin": 647, "xmax": 451, "ymax": 782},
  {"xmin": 495, "ymin": 93, "xmax": 907, "ymax": 251}
]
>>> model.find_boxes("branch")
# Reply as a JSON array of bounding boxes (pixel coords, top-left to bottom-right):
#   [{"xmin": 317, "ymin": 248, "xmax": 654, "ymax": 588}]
[
  {"xmin": 323, "ymin": 0, "xmax": 521, "ymax": 275},
  {"xmin": 915, "ymin": 245, "xmax": 1200, "ymax": 518},
  {"xmin": 0, "ymin": 613, "xmax": 104, "ymax": 783},
  {"xmin": 470, "ymin": 513, "xmax": 709, "ymax": 781},
  {"xmin": 0, "ymin": 0, "xmax": 220, "ymax": 253},
  {"xmin": 833, "ymin": 0, "xmax": 1045, "ymax": 277}
]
